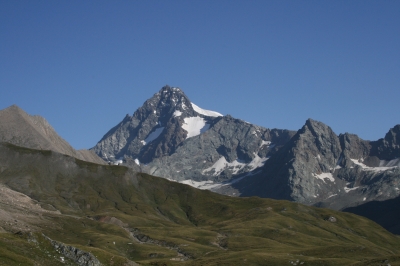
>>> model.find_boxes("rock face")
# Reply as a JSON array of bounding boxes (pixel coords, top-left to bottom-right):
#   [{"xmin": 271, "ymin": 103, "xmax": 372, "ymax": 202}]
[
  {"xmin": 0, "ymin": 105, "xmax": 105, "ymax": 164},
  {"xmin": 91, "ymin": 86, "xmax": 295, "ymax": 183},
  {"xmin": 371, "ymin": 124, "xmax": 400, "ymax": 160},
  {"xmin": 231, "ymin": 119, "xmax": 400, "ymax": 210},
  {"xmin": 92, "ymin": 86, "xmax": 400, "ymax": 212}
]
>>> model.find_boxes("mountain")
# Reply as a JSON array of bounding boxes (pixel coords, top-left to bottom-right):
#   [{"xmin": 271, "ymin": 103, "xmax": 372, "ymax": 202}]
[
  {"xmin": 2, "ymin": 142, "xmax": 400, "ymax": 265},
  {"xmin": 91, "ymin": 85, "xmax": 295, "ymax": 186},
  {"xmin": 0, "ymin": 105, "xmax": 105, "ymax": 164},
  {"xmin": 92, "ymin": 86, "xmax": 400, "ymax": 228},
  {"xmin": 231, "ymin": 119, "xmax": 400, "ymax": 210}
]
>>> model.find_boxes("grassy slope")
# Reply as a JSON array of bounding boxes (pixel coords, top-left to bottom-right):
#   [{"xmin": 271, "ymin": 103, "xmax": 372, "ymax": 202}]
[{"xmin": 0, "ymin": 143, "xmax": 400, "ymax": 265}]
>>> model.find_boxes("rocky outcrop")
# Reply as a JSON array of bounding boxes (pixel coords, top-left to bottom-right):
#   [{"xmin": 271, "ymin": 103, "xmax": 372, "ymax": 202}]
[
  {"xmin": 94, "ymin": 215, "xmax": 191, "ymax": 261},
  {"xmin": 43, "ymin": 234, "xmax": 102, "ymax": 266}
]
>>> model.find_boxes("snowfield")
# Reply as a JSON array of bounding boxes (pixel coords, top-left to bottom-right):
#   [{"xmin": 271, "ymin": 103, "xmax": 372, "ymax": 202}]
[
  {"xmin": 182, "ymin": 117, "xmax": 210, "ymax": 139},
  {"xmin": 191, "ymin": 102, "xmax": 223, "ymax": 117},
  {"xmin": 141, "ymin": 127, "xmax": 165, "ymax": 145}
]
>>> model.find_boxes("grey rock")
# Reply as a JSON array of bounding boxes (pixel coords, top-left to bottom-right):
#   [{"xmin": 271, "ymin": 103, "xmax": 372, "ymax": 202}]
[
  {"xmin": 44, "ymin": 234, "xmax": 102, "ymax": 266},
  {"xmin": 231, "ymin": 119, "xmax": 400, "ymax": 210},
  {"xmin": 371, "ymin": 125, "xmax": 400, "ymax": 160},
  {"xmin": 327, "ymin": 216, "xmax": 337, "ymax": 223},
  {"xmin": 91, "ymin": 86, "xmax": 295, "ymax": 182},
  {"xmin": 91, "ymin": 86, "xmax": 400, "ymax": 214}
]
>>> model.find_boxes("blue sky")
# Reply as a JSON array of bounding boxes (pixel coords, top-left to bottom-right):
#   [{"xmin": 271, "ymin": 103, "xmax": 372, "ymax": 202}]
[{"xmin": 1, "ymin": 1, "xmax": 399, "ymax": 149}]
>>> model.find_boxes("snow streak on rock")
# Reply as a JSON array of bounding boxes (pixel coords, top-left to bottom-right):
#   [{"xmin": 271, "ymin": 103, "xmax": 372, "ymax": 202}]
[
  {"xmin": 313, "ymin": 172, "xmax": 335, "ymax": 183},
  {"xmin": 142, "ymin": 127, "xmax": 164, "ymax": 145},
  {"xmin": 351, "ymin": 158, "xmax": 399, "ymax": 172},
  {"xmin": 191, "ymin": 102, "xmax": 223, "ymax": 117},
  {"xmin": 202, "ymin": 153, "xmax": 269, "ymax": 176}
]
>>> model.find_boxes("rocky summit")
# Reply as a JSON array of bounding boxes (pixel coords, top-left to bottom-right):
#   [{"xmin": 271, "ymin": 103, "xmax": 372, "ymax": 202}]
[{"xmin": 91, "ymin": 85, "xmax": 295, "ymax": 186}]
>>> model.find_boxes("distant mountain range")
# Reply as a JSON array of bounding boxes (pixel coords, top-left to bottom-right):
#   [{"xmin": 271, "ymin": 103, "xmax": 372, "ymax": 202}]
[
  {"xmin": 91, "ymin": 85, "xmax": 400, "ymax": 212},
  {"xmin": 1, "ymin": 86, "xmax": 399, "ymax": 235}
]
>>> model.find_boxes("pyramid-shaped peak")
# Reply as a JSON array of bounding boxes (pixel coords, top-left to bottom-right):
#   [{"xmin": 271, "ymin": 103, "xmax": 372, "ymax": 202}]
[
  {"xmin": 146, "ymin": 85, "xmax": 191, "ymax": 110},
  {"xmin": 383, "ymin": 124, "xmax": 400, "ymax": 144},
  {"xmin": 156, "ymin": 85, "xmax": 186, "ymax": 98},
  {"xmin": 304, "ymin": 118, "xmax": 333, "ymax": 133},
  {"xmin": 1, "ymin": 104, "xmax": 26, "ymax": 114},
  {"xmin": 159, "ymin": 85, "xmax": 182, "ymax": 93}
]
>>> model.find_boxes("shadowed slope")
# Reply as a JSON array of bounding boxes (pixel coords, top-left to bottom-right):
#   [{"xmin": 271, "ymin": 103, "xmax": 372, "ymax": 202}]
[{"xmin": 1, "ymin": 142, "xmax": 400, "ymax": 265}]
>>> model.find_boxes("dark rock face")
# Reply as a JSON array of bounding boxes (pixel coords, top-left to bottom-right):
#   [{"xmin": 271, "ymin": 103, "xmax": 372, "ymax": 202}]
[
  {"xmin": 232, "ymin": 119, "xmax": 344, "ymax": 204},
  {"xmin": 91, "ymin": 86, "xmax": 295, "ymax": 182},
  {"xmin": 371, "ymin": 125, "xmax": 400, "ymax": 160},
  {"xmin": 231, "ymin": 119, "xmax": 400, "ymax": 210}
]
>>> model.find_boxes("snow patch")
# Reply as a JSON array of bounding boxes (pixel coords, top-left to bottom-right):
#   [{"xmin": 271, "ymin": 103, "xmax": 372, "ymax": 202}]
[
  {"xmin": 179, "ymin": 170, "xmax": 262, "ymax": 191},
  {"xmin": 202, "ymin": 153, "xmax": 268, "ymax": 176},
  {"xmin": 202, "ymin": 157, "xmax": 243, "ymax": 176},
  {"xmin": 260, "ymin": 140, "xmax": 272, "ymax": 148},
  {"xmin": 351, "ymin": 158, "xmax": 398, "ymax": 172},
  {"xmin": 313, "ymin": 172, "xmax": 335, "ymax": 183},
  {"xmin": 182, "ymin": 117, "xmax": 210, "ymax": 138},
  {"xmin": 380, "ymin": 158, "xmax": 400, "ymax": 167},
  {"xmin": 134, "ymin": 159, "xmax": 140, "ymax": 166},
  {"xmin": 344, "ymin": 186, "xmax": 359, "ymax": 193},
  {"xmin": 191, "ymin": 102, "xmax": 223, "ymax": 117},
  {"xmin": 248, "ymin": 153, "xmax": 269, "ymax": 169},
  {"xmin": 173, "ymin": 110, "xmax": 182, "ymax": 117},
  {"xmin": 142, "ymin": 127, "xmax": 164, "ymax": 145},
  {"xmin": 180, "ymin": 180, "xmax": 221, "ymax": 190},
  {"xmin": 113, "ymin": 160, "xmax": 123, "ymax": 165}
]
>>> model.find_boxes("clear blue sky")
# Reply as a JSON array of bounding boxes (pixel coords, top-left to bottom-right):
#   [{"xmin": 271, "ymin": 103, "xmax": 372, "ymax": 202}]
[{"xmin": 1, "ymin": 1, "xmax": 399, "ymax": 149}]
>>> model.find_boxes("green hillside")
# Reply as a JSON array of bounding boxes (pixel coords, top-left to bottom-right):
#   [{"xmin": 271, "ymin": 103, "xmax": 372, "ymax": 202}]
[{"xmin": 0, "ymin": 142, "xmax": 400, "ymax": 265}]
